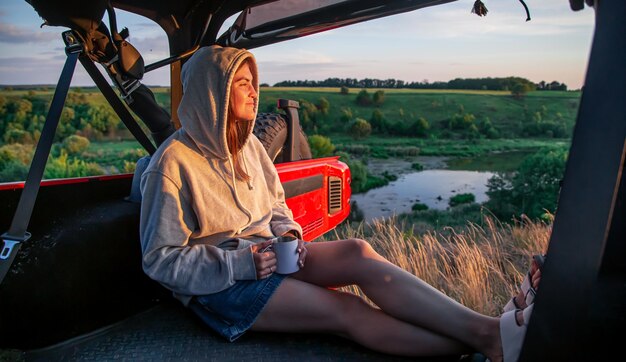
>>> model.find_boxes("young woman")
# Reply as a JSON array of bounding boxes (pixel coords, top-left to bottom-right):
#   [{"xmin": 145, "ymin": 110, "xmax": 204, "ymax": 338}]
[{"xmin": 139, "ymin": 45, "xmax": 538, "ymax": 362}]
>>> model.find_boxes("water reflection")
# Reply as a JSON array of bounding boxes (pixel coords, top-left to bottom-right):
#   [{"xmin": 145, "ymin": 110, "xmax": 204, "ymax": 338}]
[{"xmin": 351, "ymin": 170, "xmax": 495, "ymax": 222}]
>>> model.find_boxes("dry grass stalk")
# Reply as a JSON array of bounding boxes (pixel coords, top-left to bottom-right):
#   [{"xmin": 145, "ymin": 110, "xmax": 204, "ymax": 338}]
[{"xmin": 322, "ymin": 216, "xmax": 551, "ymax": 316}]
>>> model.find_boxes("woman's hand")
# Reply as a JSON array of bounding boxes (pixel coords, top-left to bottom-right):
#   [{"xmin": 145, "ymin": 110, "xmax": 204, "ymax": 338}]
[
  {"xmin": 281, "ymin": 232, "xmax": 307, "ymax": 268},
  {"xmin": 251, "ymin": 240, "xmax": 276, "ymax": 279},
  {"xmin": 296, "ymin": 238, "xmax": 307, "ymax": 268}
]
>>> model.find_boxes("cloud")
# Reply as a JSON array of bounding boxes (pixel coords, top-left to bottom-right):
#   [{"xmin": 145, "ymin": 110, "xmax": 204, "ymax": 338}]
[
  {"xmin": 0, "ymin": 56, "xmax": 72, "ymax": 84},
  {"xmin": 127, "ymin": 35, "xmax": 168, "ymax": 53},
  {"xmin": 0, "ymin": 22, "xmax": 57, "ymax": 43},
  {"xmin": 257, "ymin": 60, "xmax": 352, "ymax": 84}
]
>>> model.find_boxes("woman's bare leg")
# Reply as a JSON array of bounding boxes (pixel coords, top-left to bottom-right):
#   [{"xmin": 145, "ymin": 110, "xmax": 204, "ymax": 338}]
[
  {"xmin": 252, "ymin": 277, "xmax": 470, "ymax": 357},
  {"xmin": 290, "ymin": 239, "xmax": 502, "ymax": 361}
]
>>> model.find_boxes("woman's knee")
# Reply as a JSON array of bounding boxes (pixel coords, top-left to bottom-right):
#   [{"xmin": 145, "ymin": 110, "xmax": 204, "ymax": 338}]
[{"xmin": 343, "ymin": 238, "xmax": 378, "ymax": 260}]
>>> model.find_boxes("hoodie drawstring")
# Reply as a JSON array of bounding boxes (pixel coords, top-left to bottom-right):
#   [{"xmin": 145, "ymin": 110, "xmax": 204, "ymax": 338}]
[
  {"xmin": 242, "ymin": 156, "xmax": 254, "ymax": 191},
  {"xmin": 228, "ymin": 155, "xmax": 253, "ymax": 234}
]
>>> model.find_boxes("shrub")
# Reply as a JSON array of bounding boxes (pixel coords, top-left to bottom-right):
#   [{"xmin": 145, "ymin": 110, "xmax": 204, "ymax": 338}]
[
  {"xmin": 412, "ymin": 203, "xmax": 429, "ymax": 211},
  {"xmin": 339, "ymin": 107, "xmax": 354, "ymax": 123},
  {"xmin": 370, "ymin": 109, "xmax": 387, "ymax": 134},
  {"xmin": 410, "ymin": 117, "xmax": 430, "ymax": 138},
  {"xmin": 372, "ymin": 90, "xmax": 385, "ymax": 106},
  {"xmin": 318, "ymin": 97, "xmax": 330, "ymax": 116},
  {"xmin": 355, "ymin": 89, "xmax": 372, "ymax": 106},
  {"xmin": 44, "ymin": 151, "xmax": 104, "ymax": 179},
  {"xmin": 123, "ymin": 160, "xmax": 137, "ymax": 173},
  {"xmin": 0, "ymin": 160, "xmax": 29, "ymax": 182},
  {"xmin": 349, "ymin": 118, "xmax": 372, "ymax": 139},
  {"xmin": 4, "ymin": 129, "xmax": 33, "ymax": 144},
  {"xmin": 449, "ymin": 193, "xmax": 476, "ymax": 207},
  {"xmin": 308, "ymin": 135, "xmax": 335, "ymax": 158},
  {"xmin": 62, "ymin": 135, "xmax": 90, "ymax": 155},
  {"xmin": 340, "ymin": 86, "xmax": 349, "ymax": 95},
  {"xmin": 0, "ymin": 143, "xmax": 34, "ymax": 166},
  {"xmin": 485, "ymin": 147, "xmax": 568, "ymax": 220},
  {"xmin": 363, "ymin": 174, "xmax": 388, "ymax": 191},
  {"xmin": 411, "ymin": 162, "xmax": 424, "ymax": 171}
]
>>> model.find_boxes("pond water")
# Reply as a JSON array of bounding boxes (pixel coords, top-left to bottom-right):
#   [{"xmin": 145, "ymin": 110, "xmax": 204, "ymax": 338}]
[{"xmin": 351, "ymin": 170, "xmax": 495, "ymax": 223}]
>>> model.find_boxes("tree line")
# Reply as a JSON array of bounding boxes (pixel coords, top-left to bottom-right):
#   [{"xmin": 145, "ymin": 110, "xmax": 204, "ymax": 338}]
[{"xmin": 273, "ymin": 76, "xmax": 567, "ymax": 91}]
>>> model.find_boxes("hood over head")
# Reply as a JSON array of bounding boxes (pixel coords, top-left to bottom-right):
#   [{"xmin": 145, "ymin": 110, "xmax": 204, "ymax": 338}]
[{"xmin": 178, "ymin": 45, "xmax": 259, "ymax": 159}]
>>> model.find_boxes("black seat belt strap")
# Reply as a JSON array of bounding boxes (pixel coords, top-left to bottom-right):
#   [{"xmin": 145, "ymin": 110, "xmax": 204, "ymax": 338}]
[
  {"xmin": 0, "ymin": 43, "xmax": 82, "ymax": 285},
  {"xmin": 79, "ymin": 56, "xmax": 157, "ymax": 155}
]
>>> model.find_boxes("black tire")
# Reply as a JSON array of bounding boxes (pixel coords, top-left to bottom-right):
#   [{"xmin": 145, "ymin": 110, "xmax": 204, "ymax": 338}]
[{"xmin": 254, "ymin": 112, "xmax": 312, "ymax": 163}]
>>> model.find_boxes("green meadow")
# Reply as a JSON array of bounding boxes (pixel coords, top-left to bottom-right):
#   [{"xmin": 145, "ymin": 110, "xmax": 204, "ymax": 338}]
[{"xmin": 259, "ymin": 87, "xmax": 580, "ymax": 140}]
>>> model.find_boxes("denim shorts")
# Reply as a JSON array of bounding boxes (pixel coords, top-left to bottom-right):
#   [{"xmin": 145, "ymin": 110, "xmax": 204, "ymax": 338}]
[{"xmin": 189, "ymin": 273, "xmax": 287, "ymax": 341}]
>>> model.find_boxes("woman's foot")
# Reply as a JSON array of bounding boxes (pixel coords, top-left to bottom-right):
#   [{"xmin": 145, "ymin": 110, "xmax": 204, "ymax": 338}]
[
  {"xmin": 486, "ymin": 305, "xmax": 535, "ymax": 362},
  {"xmin": 501, "ymin": 305, "xmax": 534, "ymax": 362},
  {"xmin": 504, "ymin": 255, "xmax": 544, "ymax": 312}
]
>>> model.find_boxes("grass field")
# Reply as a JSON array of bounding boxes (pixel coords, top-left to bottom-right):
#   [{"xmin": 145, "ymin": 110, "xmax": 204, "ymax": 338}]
[
  {"xmin": 256, "ymin": 88, "xmax": 581, "ymax": 138},
  {"xmin": 1, "ymin": 86, "xmax": 580, "ymax": 140},
  {"xmin": 331, "ymin": 136, "xmax": 569, "ymax": 157},
  {"xmin": 1, "ymin": 86, "xmax": 577, "ymax": 171}
]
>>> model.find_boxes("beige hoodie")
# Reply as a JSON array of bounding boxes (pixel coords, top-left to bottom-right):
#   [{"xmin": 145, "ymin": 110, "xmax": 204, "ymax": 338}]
[{"xmin": 139, "ymin": 46, "xmax": 302, "ymax": 305}]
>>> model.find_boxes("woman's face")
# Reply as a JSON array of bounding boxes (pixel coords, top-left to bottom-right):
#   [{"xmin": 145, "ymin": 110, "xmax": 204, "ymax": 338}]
[{"xmin": 229, "ymin": 62, "xmax": 257, "ymax": 122}]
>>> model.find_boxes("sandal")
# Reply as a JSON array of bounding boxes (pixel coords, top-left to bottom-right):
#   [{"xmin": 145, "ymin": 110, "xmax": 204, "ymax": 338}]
[
  {"xmin": 503, "ymin": 254, "xmax": 545, "ymax": 312},
  {"xmin": 500, "ymin": 304, "xmax": 534, "ymax": 362}
]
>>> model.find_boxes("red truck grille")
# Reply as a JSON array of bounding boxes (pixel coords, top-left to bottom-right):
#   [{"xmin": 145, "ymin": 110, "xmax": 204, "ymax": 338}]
[{"xmin": 328, "ymin": 176, "xmax": 342, "ymax": 215}]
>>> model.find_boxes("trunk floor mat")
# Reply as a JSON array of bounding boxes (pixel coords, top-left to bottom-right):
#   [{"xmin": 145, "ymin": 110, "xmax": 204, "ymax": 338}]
[{"xmin": 23, "ymin": 300, "xmax": 464, "ymax": 361}]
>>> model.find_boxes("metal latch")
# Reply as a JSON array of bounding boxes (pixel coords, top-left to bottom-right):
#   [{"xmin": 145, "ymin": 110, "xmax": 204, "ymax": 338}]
[{"xmin": 1, "ymin": 232, "xmax": 30, "ymax": 260}]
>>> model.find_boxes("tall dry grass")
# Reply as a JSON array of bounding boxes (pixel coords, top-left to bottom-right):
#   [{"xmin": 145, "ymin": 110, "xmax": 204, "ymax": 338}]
[{"xmin": 321, "ymin": 215, "xmax": 551, "ymax": 316}]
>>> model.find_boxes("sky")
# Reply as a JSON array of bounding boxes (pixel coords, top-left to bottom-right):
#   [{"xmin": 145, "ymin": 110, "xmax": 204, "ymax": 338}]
[{"xmin": 0, "ymin": 0, "xmax": 596, "ymax": 89}]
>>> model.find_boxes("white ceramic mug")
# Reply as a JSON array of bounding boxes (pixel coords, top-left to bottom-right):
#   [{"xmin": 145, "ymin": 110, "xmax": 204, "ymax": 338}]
[{"xmin": 273, "ymin": 236, "xmax": 300, "ymax": 274}]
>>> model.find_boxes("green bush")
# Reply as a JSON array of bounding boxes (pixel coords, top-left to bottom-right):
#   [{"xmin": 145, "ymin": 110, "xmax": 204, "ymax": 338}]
[
  {"xmin": 449, "ymin": 193, "xmax": 476, "ymax": 207},
  {"xmin": 0, "ymin": 143, "xmax": 33, "ymax": 167},
  {"xmin": 411, "ymin": 162, "xmax": 424, "ymax": 171},
  {"xmin": 412, "ymin": 203, "xmax": 429, "ymax": 211},
  {"xmin": 0, "ymin": 160, "xmax": 29, "ymax": 182},
  {"xmin": 363, "ymin": 174, "xmax": 388, "ymax": 190},
  {"xmin": 485, "ymin": 147, "xmax": 568, "ymax": 220},
  {"xmin": 318, "ymin": 97, "xmax": 330, "ymax": 116},
  {"xmin": 339, "ymin": 107, "xmax": 354, "ymax": 123},
  {"xmin": 355, "ymin": 89, "xmax": 372, "ymax": 106},
  {"xmin": 410, "ymin": 117, "xmax": 430, "ymax": 138},
  {"xmin": 370, "ymin": 109, "xmax": 388, "ymax": 134},
  {"xmin": 308, "ymin": 135, "xmax": 335, "ymax": 158},
  {"xmin": 373, "ymin": 90, "xmax": 385, "ymax": 106},
  {"xmin": 62, "ymin": 135, "xmax": 90, "ymax": 155},
  {"xmin": 44, "ymin": 151, "xmax": 104, "ymax": 179},
  {"xmin": 349, "ymin": 118, "xmax": 372, "ymax": 139}
]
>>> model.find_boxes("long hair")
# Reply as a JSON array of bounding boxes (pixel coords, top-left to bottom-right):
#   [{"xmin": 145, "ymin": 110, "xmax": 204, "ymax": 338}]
[
  {"xmin": 226, "ymin": 110, "xmax": 252, "ymax": 182},
  {"xmin": 226, "ymin": 60, "xmax": 254, "ymax": 182}
]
